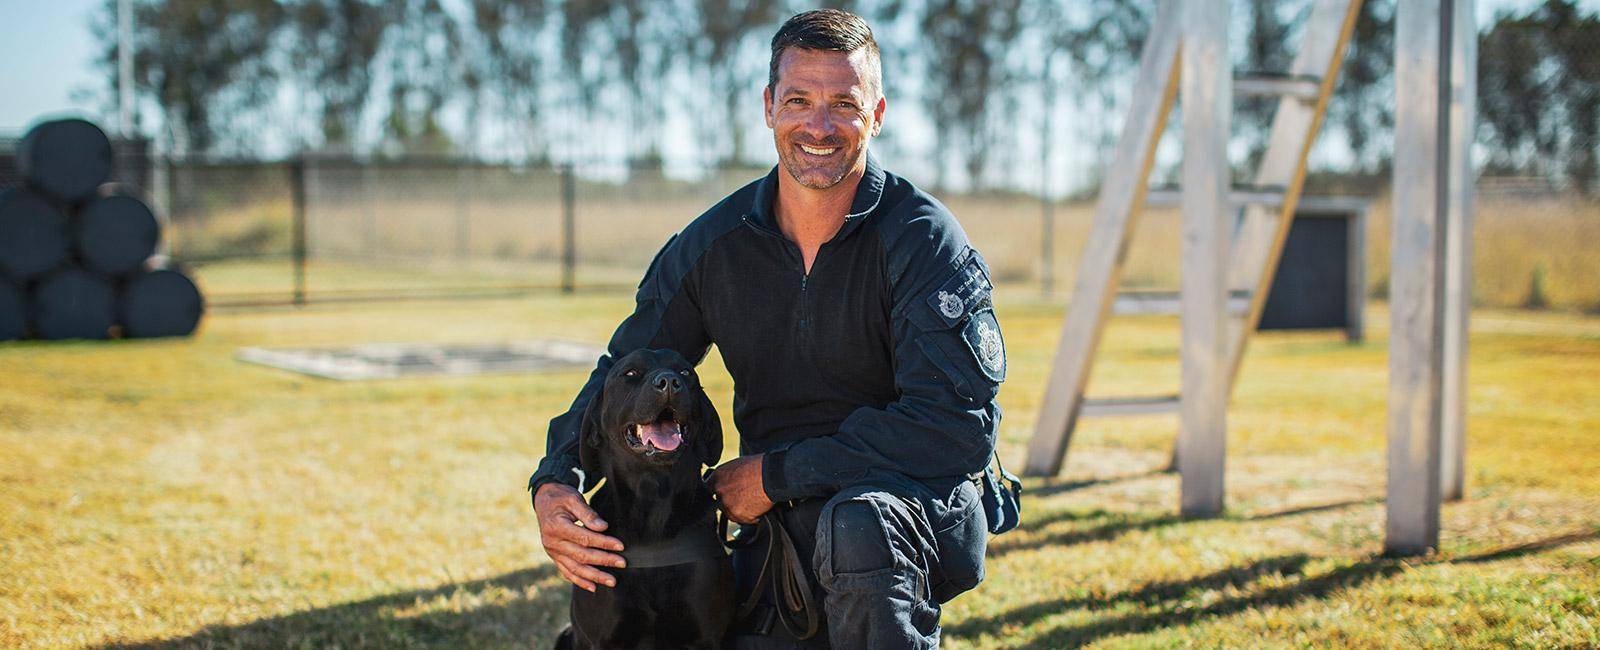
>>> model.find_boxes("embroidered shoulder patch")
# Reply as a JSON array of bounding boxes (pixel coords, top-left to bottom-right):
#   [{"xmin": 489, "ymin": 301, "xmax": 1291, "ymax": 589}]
[
  {"xmin": 925, "ymin": 254, "xmax": 992, "ymax": 327},
  {"xmin": 963, "ymin": 309, "xmax": 1007, "ymax": 382}
]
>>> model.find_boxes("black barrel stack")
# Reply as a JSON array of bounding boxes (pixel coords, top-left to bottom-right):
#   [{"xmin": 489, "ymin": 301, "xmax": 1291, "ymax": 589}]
[{"xmin": 0, "ymin": 118, "xmax": 203, "ymax": 341}]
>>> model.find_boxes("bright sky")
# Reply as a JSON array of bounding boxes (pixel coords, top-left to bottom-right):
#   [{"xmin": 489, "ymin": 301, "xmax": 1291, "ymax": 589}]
[
  {"xmin": 0, "ymin": 0, "xmax": 1584, "ymax": 145},
  {"xmin": 0, "ymin": 0, "xmax": 107, "ymax": 134}
]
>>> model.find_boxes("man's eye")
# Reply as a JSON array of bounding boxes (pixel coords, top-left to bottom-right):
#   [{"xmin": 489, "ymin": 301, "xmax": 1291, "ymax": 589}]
[
  {"xmin": 787, "ymin": 98, "xmax": 806, "ymax": 105},
  {"xmin": 623, "ymin": 368, "xmax": 640, "ymax": 378},
  {"xmin": 835, "ymin": 102, "xmax": 857, "ymax": 110}
]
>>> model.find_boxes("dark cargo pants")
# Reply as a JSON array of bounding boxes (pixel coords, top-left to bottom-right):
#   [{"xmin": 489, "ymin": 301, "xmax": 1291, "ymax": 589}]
[{"xmin": 727, "ymin": 473, "xmax": 988, "ymax": 649}]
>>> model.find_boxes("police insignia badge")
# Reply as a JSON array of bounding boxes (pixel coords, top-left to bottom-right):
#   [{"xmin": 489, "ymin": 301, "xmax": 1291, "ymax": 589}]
[
  {"xmin": 938, "ymin": 291, "xmax": 965, "ymax": 320},
  {"xmin": 977, "ymin": 319, "xmax": 1003, "ymax": 374}
]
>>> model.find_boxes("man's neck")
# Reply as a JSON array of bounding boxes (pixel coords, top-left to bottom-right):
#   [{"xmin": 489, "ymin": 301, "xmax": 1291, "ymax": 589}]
[{"xmin": 773, "ymin": 163, "xmax": 865, "ymax": 253}]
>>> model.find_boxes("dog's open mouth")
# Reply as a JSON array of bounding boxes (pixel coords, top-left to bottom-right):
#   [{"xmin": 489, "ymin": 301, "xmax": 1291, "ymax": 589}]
[{"xmin": 625, "ymin": 407, "xmax": 685, "ymax": 454}]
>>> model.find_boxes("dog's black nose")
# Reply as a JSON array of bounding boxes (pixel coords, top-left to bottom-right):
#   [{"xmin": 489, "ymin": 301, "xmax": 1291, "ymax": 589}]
[{"xmin": 651, "ymin": 371, "xmax": 684, "ymax": 395}]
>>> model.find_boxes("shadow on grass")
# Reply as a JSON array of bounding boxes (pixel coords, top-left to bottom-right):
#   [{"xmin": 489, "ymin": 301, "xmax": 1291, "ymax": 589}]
[
  {"xmin": 1228, "ymin": 498, "xmax": 1383, "ymax": 522},
  {"xmin": 990, "ymin": 498, "xmax": 1376, "ymax": 559},
  {"xmin": 945, "ymin": 554, "xmax": 1314, "ymax": 640},
  {"xmin": 102, "ymin": 564, "xmax": 567, "ymax": 649},
  {"xmin": 952, "ymin": 530, "xmax": 1599, "ymax": 648},
  {"xmin": 1025, "ymin": 469, "xmax": 1169, "ymax": 500}
]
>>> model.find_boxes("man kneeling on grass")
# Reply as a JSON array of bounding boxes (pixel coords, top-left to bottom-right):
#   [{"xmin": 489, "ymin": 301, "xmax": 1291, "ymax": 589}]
[{"xmin": 529, "ymin": 9, "xmax": 1007, "ymax": 648}]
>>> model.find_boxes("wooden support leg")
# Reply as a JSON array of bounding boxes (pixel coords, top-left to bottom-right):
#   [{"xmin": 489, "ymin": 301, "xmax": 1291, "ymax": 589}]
[
  {"xmin": 1440, "ymin": 0, "xmax": 1475, "ymax": 502},
  {"xmin": 1179, "ymin": 0, "xmax": 1230, "ymax": 519},
  {"xmin": 1386, "ymin": 0, "xmax": 1454, "ymax": 556}
]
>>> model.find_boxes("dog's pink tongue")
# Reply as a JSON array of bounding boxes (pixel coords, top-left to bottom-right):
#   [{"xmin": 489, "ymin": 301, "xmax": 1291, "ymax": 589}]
[{"xmin": 638, "ymin": 421, "xmax": 683, "ymax": 451}]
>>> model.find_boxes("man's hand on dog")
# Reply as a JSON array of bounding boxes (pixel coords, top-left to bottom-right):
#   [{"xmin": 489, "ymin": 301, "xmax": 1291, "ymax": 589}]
[
  {"xmin": 709, "ymin": 454, "xmax": 774, "ymax": 524},
  {"xmin": 534, "ymin": 483, "xmax": 626, "ymax": 592}
]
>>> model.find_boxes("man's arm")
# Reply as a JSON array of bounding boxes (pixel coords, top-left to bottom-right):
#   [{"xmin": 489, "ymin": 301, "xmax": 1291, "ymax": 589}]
[
  {"xmin": 529, "ymin": 232, "xmax": 713, "ymax": 589},
  {"xmin": 762, "ymin": 208, "xmax": 1003, "ymax": 502}
]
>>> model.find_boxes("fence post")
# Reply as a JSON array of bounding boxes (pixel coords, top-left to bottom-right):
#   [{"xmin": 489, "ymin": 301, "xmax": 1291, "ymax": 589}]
[
  {"xmin": 363, "ymin": 162, "xmax": 377, "ymax": 259},
  {"xmin": 561, "ymin": 163, "xmax": 576, "ymax": 293},
  {"xmin": 153, "ymin": 153, "xmax": 173, "ymax": 258},
  {"xmin": 456, "ymin": 162, "xmax": 471, "ymax": 262},
  {"xmin": 290, "ymin": 157, "xmax": 308, "ymax": 307},
  {"xmin": 1041, "ymin": 194, "xmax": 1055, "ymax": 298}
]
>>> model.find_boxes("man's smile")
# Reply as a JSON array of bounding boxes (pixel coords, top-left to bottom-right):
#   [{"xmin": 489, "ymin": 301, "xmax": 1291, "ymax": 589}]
[{"xmin": 799, "ymin": 144, "xmax": 838, "ymax": 156}]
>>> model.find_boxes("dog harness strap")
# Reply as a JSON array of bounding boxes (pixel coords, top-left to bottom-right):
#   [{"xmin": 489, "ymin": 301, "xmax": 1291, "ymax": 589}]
[{"xmin": 619, "ymin": 525, "xmax": 728, "ymax": 569}]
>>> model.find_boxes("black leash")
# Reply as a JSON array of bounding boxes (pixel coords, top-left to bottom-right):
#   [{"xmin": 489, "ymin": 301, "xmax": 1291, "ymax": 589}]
[
  {"xmin": 719, "ymin": 508, "xmax": 820, "ymax": 641},
  {"xmin": 705, "ymin": 467, "xmax": 819, "ymax": 641}
]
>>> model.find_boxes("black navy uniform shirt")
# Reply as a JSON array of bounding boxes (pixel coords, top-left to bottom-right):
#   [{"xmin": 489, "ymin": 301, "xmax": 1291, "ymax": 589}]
[{"xmin": 529, "ymin": 153, "xmax": 1005, "ymax": 503}]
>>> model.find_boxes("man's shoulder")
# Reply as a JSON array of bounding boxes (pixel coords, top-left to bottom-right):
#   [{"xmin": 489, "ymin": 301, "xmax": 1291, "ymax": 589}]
[
  {"xmin": 650, "ymin": 175, "xmax": 762, "ymax": 270},
  {"xmin": 633, "ymin": 175, "xmax": 761, "ymax": 303},
  {"xmin": 677, "ymin": 176, "xmax": 762, "ymax": 246},
  {"xmin": 871, "ymin": 169, "xmax": 974, "ymax": 279}
]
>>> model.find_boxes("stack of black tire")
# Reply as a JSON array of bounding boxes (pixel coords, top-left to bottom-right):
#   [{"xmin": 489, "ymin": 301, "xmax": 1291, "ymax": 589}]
[{"xmin": 0, "ymin": 118, "xmax": 203, "ymax": 341}]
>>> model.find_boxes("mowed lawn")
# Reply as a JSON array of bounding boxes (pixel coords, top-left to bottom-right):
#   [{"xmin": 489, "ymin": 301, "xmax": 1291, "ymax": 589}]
[{"xmin": 2, "ymin": 287, "xmax": 1597, "ymax": 648}]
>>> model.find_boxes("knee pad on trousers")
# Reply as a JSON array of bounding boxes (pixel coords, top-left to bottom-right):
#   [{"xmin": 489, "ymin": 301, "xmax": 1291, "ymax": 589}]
[{"xmin": 826, "ymin": 500, "xmax": 893, "ymax": 574}]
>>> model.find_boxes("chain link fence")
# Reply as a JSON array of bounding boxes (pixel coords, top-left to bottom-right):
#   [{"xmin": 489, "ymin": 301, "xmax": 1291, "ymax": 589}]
[{"xmin": 131, "ymin": 153, "xmax": 1595, "ymax": 313}]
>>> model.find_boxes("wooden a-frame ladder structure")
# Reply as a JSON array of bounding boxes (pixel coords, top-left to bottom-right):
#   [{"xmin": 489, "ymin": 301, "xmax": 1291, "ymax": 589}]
[{"xmin": 1023, "ymin": 0, "xmax": 1365, "ymax": 516}]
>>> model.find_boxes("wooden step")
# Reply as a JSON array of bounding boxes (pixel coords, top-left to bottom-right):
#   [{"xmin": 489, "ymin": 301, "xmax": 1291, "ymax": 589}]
[
  {"xmin": 1081, "ymin": 394, "xmax": 1182, "ymax": 417},
  {"xmin": 1145, "ymin": 185, "xmax": 1287, "ymax": 208},
  {"xmin": 1112, "ymin": 289, "xmax": 1252, "ymax": 316},
  {"xmin": 1234, "ymin": 72, "xmax": 1323, "ymax": 101}
]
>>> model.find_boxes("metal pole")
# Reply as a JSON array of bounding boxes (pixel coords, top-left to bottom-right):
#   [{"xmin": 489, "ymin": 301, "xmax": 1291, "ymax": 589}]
[
  {"xmin": 1042, "ymin": 194, "xmax": 1055, "ymax": 299},
  {"xmin": 153, "ymin": 152, "xmax": 172, "ymax": 258},
  {"xmin": 291, "ymin": 158, "xmax": 308, "ymax": 307},
  {"xmin": 117, "ymin": 0, "xmax": 134, "ymax": 137},
  {"xmin": 456, "ymin": 163, "xmax": 471, "ymax": 262},
  {"xmin": 1041, "ymin": 53, "xmax": 1057, "ymax": 299},
  {"xmin": 562, "ymin": 164, "xmax": 576, "ymax": 293}
]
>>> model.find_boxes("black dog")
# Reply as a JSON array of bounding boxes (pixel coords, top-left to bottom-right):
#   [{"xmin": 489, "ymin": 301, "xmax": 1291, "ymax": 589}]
[{"xmin": 560, "ymin": 348, "xmax": 733, "ymax": 649}]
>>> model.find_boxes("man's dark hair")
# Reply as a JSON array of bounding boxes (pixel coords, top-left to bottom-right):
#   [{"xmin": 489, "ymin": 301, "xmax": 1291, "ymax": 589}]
[{"xmin": 768, "ymin": 9, "xmax": 882, "ymax": 99}]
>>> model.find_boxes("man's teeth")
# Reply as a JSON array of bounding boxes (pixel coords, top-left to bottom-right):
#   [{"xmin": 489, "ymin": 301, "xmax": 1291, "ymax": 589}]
[{"xmin": 800, "ymin": 145, "xmax": 836, "ymax": 156}]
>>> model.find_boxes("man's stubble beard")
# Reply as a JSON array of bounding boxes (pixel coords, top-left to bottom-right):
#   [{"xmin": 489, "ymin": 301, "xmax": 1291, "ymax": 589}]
[{"xmin": 779, "ymin": 139, "xmax": 866, "ymax": 190}]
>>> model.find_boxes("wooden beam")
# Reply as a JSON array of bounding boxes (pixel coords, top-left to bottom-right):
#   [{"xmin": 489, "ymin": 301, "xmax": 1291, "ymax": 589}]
[
  {"xmin": 1024, "ymin": 0, "xmax": 1183, "ymax": 478},
  {"xmin": 1223, "ymin": 0, "xmax": 1365, "ymax": 389},
  {"xmin": 1440, "ymin": 0, "xmax": 1476, "ymax": 502},
  {"xmin": 1386, "ymin": 0, "xmax": 1452, "ymax": 557},
  {"xmin": 1178, "ymin": 0, "xmax": 1230, "ymax": 518}
]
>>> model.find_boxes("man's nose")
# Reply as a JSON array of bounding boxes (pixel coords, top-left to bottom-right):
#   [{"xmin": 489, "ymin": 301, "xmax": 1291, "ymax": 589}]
[
  {"xmin": 802, "ymin": 105, "xmax": 834, "ymax": 137},
  {"xmin": 650, "ymin": 370, "xmax": 684, "ymax": 396}
]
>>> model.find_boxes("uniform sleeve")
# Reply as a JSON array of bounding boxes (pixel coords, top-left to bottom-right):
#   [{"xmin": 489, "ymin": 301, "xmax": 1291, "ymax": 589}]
[
  {"xmin": 762, "ymin": 210, "xmax": 1004, "ymax": 502},
  {"xmin": 527, "ymin": 233, "xmax": 712, "ymax": 497}
]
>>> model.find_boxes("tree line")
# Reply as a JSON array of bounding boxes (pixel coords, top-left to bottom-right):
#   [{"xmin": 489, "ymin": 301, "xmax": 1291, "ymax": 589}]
[{"xmin": 93, "ymin": 0, "xmax": 1598, "ymax": 194}]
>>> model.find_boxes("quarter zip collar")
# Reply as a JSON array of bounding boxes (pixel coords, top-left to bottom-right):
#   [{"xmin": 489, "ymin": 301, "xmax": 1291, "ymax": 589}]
[{"xmin": 747, "ymin": 151, "xmax": 886, "ymax": 242}]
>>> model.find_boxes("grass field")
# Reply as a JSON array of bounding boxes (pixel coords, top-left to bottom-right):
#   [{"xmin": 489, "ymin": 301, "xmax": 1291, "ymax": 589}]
[{"xmin": 2, "ymin": 286, "xmax": 1597, "ymax": 648}]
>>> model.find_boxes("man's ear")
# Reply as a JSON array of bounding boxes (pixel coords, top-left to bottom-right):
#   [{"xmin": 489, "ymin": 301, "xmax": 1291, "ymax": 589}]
[
  {"xmin": 577, "ymin": 389, "xmax": 606, "ymax": 484},
  {"xmin": 694, "ymin": 390, "xmax": 724, "ymax": 468},
  {"xmin": 763, "ymin": 85, "xmax": 776, "ymax": 129},
  {"xmin": 871, "ymin": 95, "xmax": 886, "ymax": 137}
]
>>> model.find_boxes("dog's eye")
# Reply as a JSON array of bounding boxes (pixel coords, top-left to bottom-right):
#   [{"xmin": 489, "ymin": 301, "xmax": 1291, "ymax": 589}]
[
  {"xmin": 623, "ymin": 368, "xmax": 640, "ymax": 378},
  {"xmin": 678, "ymin": 369, "xmax": 691, "ymax": 378}
]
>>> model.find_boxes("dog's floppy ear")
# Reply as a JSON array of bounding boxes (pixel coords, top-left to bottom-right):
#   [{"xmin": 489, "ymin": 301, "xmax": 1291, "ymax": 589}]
[
  {"xmin": 693, "ymin": 389, "xmax": 723, "ymax": 468},
  {"xmin": 577, "ymin": 387, "xmax": 606, "ymax": 486}
]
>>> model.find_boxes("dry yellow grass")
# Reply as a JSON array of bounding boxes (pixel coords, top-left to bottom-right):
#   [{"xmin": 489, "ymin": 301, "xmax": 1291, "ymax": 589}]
[{"xmin": 2, "ymin": 280, "xmax": 1596, "ymax": 648}]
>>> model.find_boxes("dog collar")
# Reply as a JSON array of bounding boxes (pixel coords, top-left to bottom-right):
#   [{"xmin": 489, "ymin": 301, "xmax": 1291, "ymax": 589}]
[{"xmin": 620, "ymin": 525, "xmax": 728, "ymax": 569}]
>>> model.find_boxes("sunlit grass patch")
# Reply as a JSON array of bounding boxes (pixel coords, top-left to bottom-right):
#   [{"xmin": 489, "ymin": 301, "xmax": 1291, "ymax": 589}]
[{"xmin": 2, "ymin": 288, "xmax": 1597, "ymax": 648}]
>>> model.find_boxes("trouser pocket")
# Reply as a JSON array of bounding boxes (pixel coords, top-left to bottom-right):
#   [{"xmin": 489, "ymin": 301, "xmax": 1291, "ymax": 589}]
[{"xmin": 929, "ymin": 478, "xmax": 987, "ymax": 602}]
